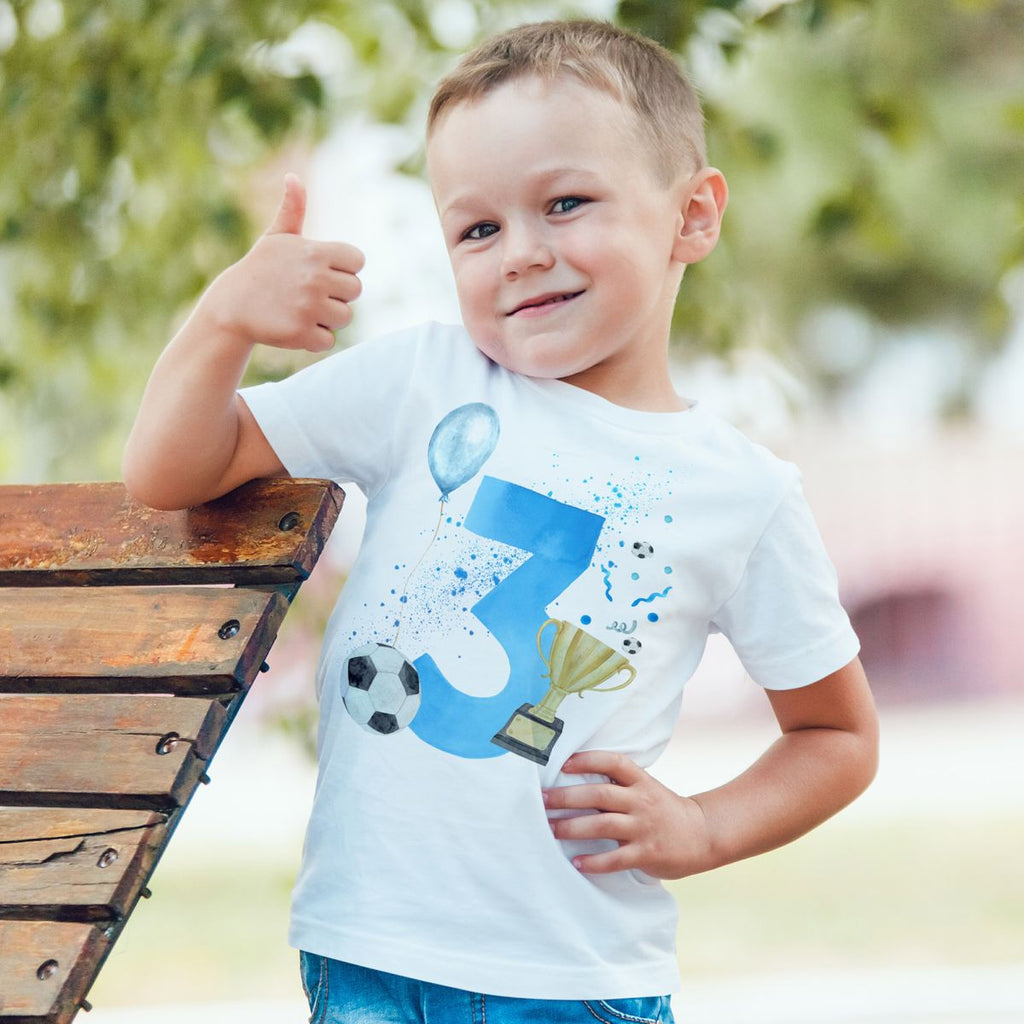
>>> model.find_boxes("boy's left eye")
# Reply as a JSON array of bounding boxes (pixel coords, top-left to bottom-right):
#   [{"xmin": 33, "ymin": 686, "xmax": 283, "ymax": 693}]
[
  {"xmin": 550, "ymin": 196, "xmax": 587, "ymax": 215},
  {"xmin": 462, "ymin": 222, "xmax": 499, "ymax": 241}
]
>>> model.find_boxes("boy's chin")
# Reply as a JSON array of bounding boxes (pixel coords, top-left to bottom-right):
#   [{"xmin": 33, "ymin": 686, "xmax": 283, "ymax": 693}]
[{"xmin": 469, "ymin": 339, "xmax": 584, "ymax": 381}]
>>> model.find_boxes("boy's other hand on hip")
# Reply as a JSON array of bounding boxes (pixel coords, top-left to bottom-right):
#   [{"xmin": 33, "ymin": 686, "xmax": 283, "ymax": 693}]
[{"xmin": 543, "ymin": 751, "xmax": 714, "ymax": 881}]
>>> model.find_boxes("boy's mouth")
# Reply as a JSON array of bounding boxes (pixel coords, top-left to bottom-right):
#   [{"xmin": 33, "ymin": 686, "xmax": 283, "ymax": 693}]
[{"xmin": 506, "ymin": 291, "xmax": 584, "ymax": 316}]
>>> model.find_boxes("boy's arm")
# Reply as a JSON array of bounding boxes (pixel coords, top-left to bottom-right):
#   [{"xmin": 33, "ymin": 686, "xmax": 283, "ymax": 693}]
[
  {"xmin": 123, "ymin": 175, "xmax": 363, "ymax": 510},
  {"xmin": 544, "ymin": 656, "xmax": 878, "ymax": 879}
]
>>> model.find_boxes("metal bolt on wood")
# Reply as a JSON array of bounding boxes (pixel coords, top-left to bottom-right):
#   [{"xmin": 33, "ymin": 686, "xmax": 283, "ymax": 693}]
[
  {"xmin": 218, "ymin": 618, "xmax": 240, "ymax": 639},
  {"xmin": 155, "ymin": 732, "xmax": 179, "ymax": 755},
  {"xmin": 97, "ymin": 848, "xmax": 119, "ymax": 869},
  {"xmin": 278, "ymin": 511, "xmax": 301, "ymax": 531},
  {"xmin": 37, "ymin": 959, "xmax": 59, "ymax": 981}
]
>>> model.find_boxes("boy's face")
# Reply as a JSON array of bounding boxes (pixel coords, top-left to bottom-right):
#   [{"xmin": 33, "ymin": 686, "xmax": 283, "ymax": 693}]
[{"xmin": 427, "ymin": 76, "xmax": 700, "ymax": 408}]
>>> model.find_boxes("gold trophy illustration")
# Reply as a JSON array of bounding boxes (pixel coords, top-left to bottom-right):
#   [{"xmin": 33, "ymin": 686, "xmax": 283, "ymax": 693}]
[{"xmin": 491, "ymin": 618, "xmax": 638, "ymax": 765}]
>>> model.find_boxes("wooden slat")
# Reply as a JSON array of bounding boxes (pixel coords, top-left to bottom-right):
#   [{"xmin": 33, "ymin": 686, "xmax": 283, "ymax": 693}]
[
  {"xmin": 0, "ymin": 477, "xmax": 344, "ymax": 1023},
  {"xmin": 0, "ymin": 586, "xmax": 288, "ymax": 695},
  {"xmin": 0, "ymin": 809, "xmax": 167, "ymax": 922},
  {"xmin": 0, "ymin": 920, "xmax": 108, "ymax": 1022},
  {"xmin": 0, "ymin": 478, "xmax": 343, "ymax": 586},
  {"xmin": 0, "ymin": 695, "xmax": 227, "ymax": 809}
]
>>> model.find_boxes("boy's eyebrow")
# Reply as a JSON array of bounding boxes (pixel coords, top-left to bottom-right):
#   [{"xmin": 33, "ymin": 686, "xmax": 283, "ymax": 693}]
[{"xmin": 437, "ymin": 167, "xmax": 604, "ymax": 222}]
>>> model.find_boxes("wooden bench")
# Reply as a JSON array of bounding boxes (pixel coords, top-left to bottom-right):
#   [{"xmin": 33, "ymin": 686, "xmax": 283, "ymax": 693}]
[{"xmin": 0, "ymin": 478, "xmax": 343, "ymax": 1024}]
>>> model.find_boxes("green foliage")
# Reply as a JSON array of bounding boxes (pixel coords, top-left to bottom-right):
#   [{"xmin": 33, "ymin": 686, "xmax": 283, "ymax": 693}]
[
  {"xmin": 623, "ymin": 0, "xmax": 1024, "ymax": 381},
  {"xmin": 0, "ymin": 1, "xmax": 330, "ymax": 480}
]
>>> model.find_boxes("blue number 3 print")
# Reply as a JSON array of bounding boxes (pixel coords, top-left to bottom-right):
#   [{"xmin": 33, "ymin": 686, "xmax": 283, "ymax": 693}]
[{"xmin": 410, "ymin": 476, "xmax": 604, "ymax": 758}]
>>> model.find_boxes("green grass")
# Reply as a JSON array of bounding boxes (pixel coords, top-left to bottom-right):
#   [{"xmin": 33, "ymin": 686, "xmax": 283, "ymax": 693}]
[
  {"xmin": 89, "ymin": 862, "xmax": 301, "ymax": 1006},
  {"xmin": 671, "ymin": 813, "xmax": 1024, "ymax": 978},
  {"xmin": 89, "ymin": 813, "xmax": 1023, "ymax": 1006}
]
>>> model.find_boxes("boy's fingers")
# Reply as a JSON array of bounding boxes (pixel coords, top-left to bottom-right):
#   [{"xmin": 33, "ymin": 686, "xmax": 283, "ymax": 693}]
[
  {"xmin": 561, "ymin": 750, "xmax": 645, "ymax": 785},
  {"xmin": 571, "ymin": 849, "xmax": 630, "ymax": 875},
  {"xmin": 543, "ymin": 782, "xmax": 632, "ymax": 813},
  {"xmin": 327, "ymin": 242, "xmax": 366, "ymax": 275},
  {"xmin": 308, "ymin": 324, "xmax": 337, "ymax": 351},
  {"xmin": 266, "ymin": 172, "xmax": 307, "ymax": 236},
  {"xmin": 550, "ymin": 810, "xmax": 632, "ymax": 842},
  {"xmin": 329, "ymin": 276, "xmax": 362, "ymax": 304}
]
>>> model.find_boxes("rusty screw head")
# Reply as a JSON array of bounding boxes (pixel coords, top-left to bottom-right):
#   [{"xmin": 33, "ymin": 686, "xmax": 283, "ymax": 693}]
[
  {"xmin": 278, "ymin": 511, "xmax": 302, "ymax": 532},
  {"xmin": 97, "ymin": 848, "xmax": 118, "ymax": 869},
  {"xmin": 37, "ymin": 959, "xmax": 59, "ymax": 981},
  {"xmin": 155, "ymin": 732, "xmax": 180, "ymax": 755},
  {"xmin": 218, "ymin": 619, "xmax": 240, "ymax": 640}
]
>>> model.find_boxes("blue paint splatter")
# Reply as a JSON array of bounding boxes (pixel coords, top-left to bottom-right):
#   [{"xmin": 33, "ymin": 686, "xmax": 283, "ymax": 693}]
[
  {"xmin": 664, "ymin": 514, "xmax": 673, "ymax": 523},
  {"xmin": 454, "ymin": 567, "xmax": 468, "ymax": 580},
  {"xmin": 647, "ymin": 612, "xmax": 659, "ymax": 623},
  {"xmin": 581, "ymin": 614, "xmax": 592, "ymax": 625},
  {"xmin": 631, "ymin": 586, "xmax": 673, "ymax": 607}
]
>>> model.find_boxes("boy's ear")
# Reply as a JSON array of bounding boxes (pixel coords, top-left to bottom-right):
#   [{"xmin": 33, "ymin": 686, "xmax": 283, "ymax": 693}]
[{"xmin": 672, "ymin": 168, "xmax": 728, "ymax": 265}]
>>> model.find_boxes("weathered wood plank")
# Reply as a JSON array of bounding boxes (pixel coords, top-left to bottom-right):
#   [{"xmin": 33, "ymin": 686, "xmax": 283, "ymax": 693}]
[
  {"xmin": 0, "ymin": 809, "xmax": 167, "ymax": 922},
  {"xmin": 0, "ymin": 478, "xmax": 343, "ymax": 586},
  {"xmin": 0, "ymin": 586, "xmax": 288, "ymax": 695},
  {"xmin": 0, "ymin": 920, "xmax": 107, "ymax": 1022},
  {"xmin": 0, "ymin": 695, "xmax": 227, "ymax": 809},
  {"xmin": 0, "ymin": 808, "xmax": 165, "ymax": 844}
]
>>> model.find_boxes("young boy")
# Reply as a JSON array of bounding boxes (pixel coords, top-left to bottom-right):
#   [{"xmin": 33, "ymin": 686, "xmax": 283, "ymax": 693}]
[{"xmin": 124, "ymin": 19, "xmax": 877, "ymax": 1024}]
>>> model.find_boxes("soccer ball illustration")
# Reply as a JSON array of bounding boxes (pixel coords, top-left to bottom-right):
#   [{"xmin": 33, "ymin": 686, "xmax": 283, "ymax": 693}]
[
  {"xmin": 622, "ymin": 637, "xmax": 642, "ymax": 655},
  {"xmin": 343, "ymin": 643, "xmax": 421, "ymax": 735},
  {"xmin": 631, "ymin": 541, "xmax": 654, "ymax": 559}
]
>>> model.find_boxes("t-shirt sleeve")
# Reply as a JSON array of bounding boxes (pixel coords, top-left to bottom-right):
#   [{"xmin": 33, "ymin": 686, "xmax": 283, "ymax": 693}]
[
  {"xmin": 238, "ymin": 327, "xmax": 420, "ymax": 497},
  {"xmin": 709, "ymin": 475, "xmax": 860, "ymax": 690}
]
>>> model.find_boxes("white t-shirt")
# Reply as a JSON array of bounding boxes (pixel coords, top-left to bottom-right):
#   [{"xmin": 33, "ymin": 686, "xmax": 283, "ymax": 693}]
[{"xmin": 241, "ymin": 321, "xmax": 859, "ymax": 999}]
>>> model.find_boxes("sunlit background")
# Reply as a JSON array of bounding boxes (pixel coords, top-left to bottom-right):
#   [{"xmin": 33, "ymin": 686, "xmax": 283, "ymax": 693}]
[{"xmin": 2, "ymin": 0, "xmax": 1022, "ymax": 1021}]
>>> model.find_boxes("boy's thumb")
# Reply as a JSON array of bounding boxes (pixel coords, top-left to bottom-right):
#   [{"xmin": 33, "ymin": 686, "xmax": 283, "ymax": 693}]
[{"xmin": 265, "ymin": 173, "xmax": 306, "ymax": 236}]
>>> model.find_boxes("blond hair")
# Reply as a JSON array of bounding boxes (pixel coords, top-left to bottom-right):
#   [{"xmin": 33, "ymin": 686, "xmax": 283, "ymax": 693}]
[{"xmin": 427, "ymin": 19, "xmax": 706, "ymax": 184}]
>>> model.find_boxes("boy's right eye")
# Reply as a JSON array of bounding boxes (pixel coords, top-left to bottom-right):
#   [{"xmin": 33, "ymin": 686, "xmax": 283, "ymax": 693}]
[{"xmin": 462, "ymin": 222, "xmax": 499, "ymax": 242}]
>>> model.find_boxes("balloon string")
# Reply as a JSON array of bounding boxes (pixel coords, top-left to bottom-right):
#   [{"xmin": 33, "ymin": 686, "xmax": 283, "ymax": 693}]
[{"xmin": 392, "ymin": 498, "xmax": 446, "ymax": 648}]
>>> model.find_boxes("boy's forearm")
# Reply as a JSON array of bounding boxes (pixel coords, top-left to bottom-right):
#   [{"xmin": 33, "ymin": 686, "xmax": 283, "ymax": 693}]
[
  {"xmin": 689, "ymin": 717, "xmax": 878, "ymax": 873},
  {"xmin": 123, "ymin": 305, "xmax": 255, "ymax": 510},
  {"xmin": 688, "ymin": 658, "xmax": 877, "ymax": 873}
]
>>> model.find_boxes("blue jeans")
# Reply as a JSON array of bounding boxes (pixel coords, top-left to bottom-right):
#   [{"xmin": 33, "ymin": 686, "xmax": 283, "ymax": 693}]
[{"xmin": 300, "ymin": 953, "xmax": 675, "ymax": 1024}]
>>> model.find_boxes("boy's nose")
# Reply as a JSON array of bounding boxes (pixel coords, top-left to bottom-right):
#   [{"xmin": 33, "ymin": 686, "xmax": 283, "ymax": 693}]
[{"xmin": 501, "ymin": 228, "xmax": 555, "ymax": 280}]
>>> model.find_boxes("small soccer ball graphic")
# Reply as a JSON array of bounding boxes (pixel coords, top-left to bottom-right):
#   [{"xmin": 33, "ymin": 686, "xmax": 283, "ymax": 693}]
[
  {"xmin": 631, "ymin": 541, "xmax": 654, "ymax": 559},
  {"xmin": 343, "ymin": 643, "xmax": 421, "ymax": 735},
  {"xmin": 622, "ymin": 637, "xmax": 642, "ymax": 655}
]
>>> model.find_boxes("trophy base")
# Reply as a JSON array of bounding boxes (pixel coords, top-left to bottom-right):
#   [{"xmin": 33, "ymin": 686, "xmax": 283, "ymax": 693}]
[{"xmin": 491, "ymin": 703, "xmax": 563, "ymax": 765}]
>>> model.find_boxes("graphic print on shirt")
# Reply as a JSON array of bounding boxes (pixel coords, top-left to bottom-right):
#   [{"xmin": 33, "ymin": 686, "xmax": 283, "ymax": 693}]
[
  {"xmin": 341, "ymin": 402, "xmax": 499, "ymax": 737},
  {"xmin": 490, "ymin": 616, "xmax": 637, "ymax": 765},
  {"xmin": 340, "ymin": 403, "xmax": 679, "ymax": 762}
]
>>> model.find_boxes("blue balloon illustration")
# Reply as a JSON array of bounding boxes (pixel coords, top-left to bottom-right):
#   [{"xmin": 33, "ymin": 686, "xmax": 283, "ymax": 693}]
[{"xmin": 427, "ymin": 403, "xmax": 500, "ymax": 500}]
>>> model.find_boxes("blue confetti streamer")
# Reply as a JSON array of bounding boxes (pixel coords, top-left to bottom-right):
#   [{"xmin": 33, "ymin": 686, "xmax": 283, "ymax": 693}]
[
  {"xmin": 600, "ymin": 563, "xmax": 614, "ymax": 602},
  {"xmin": 631, "ymin": 586, "xmax": 673, "ymax": 607}
]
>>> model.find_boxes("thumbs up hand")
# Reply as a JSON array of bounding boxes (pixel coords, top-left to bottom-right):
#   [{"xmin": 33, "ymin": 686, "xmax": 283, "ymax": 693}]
[{"xmin": 209, "ymin": 174, "xmax": 365, "ymax": 353}]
